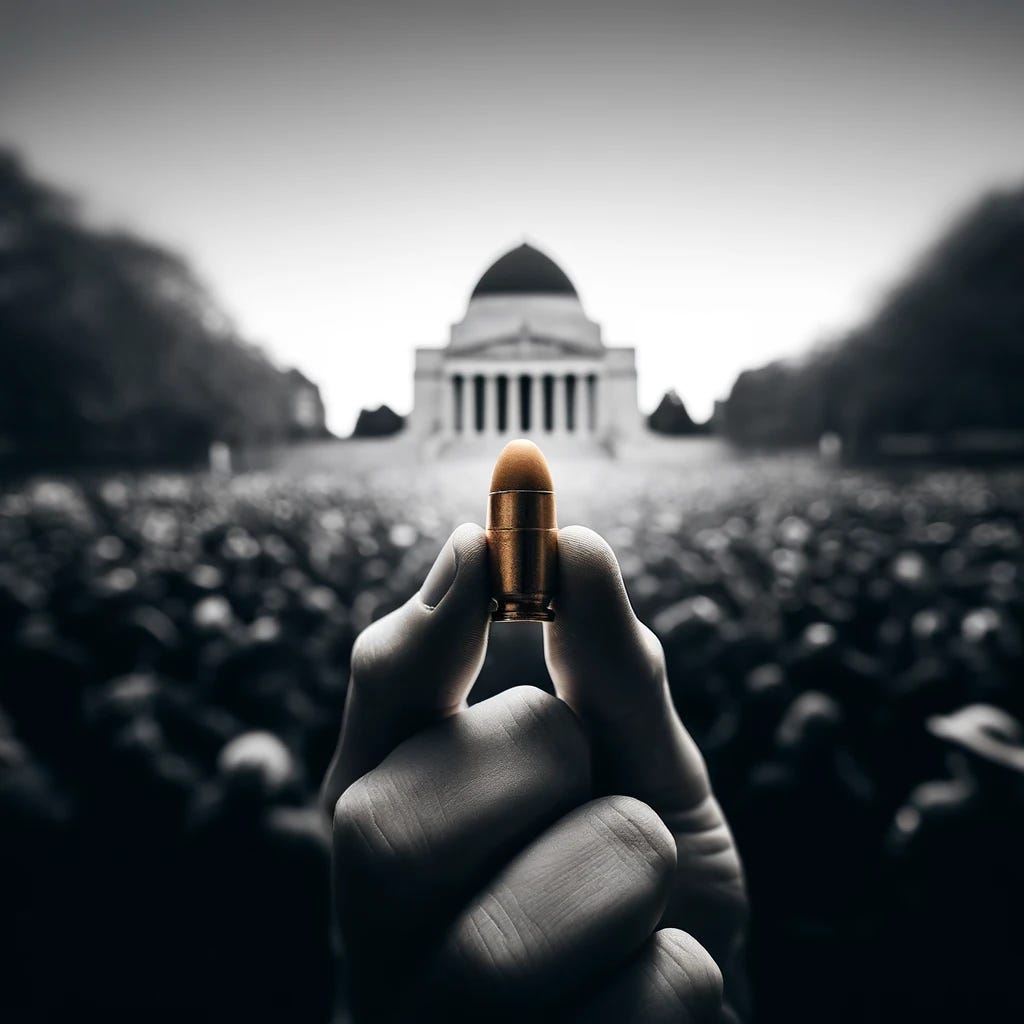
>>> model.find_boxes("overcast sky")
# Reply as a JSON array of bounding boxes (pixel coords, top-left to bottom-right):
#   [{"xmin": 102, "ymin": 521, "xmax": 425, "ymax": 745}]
[{"xmin": 3, "ymin": 0, "xmax": 1023, "ymax": 433}]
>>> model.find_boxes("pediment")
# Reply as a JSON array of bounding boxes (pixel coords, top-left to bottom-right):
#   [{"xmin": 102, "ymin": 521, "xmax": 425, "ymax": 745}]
[{"xmin": 448, "ymin": 333, "xmax": 601, "ymax": 360}]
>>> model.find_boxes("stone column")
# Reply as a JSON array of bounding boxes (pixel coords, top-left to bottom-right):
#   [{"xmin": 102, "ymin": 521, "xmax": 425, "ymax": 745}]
[
  {"xmin": 457, "ymin": 375, "xmax": 468, "ymax": 435},
  {"xmin": 471, "ymin": 375, "xmax": 482, "ymax": 434},
  {"xmin": 497, "ymin": 375, "xmax": 508, "ymax": 436},
  {"xmin": 441, "ymin": 376, "xmax": 454, "ymax": 438},
  {"xmin": 530, "ymin": 375, "xmax": 542, "ymax": 434},
  {"xmin": 587, "ymin": 374, "xmax": 598, "ymax": 434},
  {"xmin": 486, "ymin": 374, "xmax": 499, "ymax": 436},
  {"xmin": 551, "ymin": 373, "xmax": 564, "ymax": 435},
  {"xmin": 509, "ymin": 376, "xmax": 518, "ymax": 435}
]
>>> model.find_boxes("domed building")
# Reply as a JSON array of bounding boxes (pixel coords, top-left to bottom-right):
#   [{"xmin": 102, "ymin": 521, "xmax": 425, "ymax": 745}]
[{"xmin": 410, "ymin": 243, "xmax": 642, "ymax": 455}]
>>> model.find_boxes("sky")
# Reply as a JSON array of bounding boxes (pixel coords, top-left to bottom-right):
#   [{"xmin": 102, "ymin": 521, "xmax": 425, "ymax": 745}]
[{"xmin": 2, "ymin": 0, "xmax": 1023, "ymax": 434}]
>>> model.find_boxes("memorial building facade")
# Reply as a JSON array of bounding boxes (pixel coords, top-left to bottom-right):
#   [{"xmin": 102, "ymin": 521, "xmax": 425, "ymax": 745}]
[{"xmin": 409, "ymin": 244, "xmax": 642, "ymax": 455}]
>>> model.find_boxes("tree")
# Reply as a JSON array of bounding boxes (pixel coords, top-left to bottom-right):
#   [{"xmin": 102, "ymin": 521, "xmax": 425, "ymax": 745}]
[
  {"xmin": 648, "ymin": 389, "xmax": 703, "ymax": 435},
  {"xmin": 351, "ymin": 405, "xmax": 404, "ymax": 438},
  {"xmin": 722, "ymin": 182, "xmax": 1024, "ymax": 449},
  {"xmin": 0, "ymin": 149, "xmax": 319, "ymax": 463}
]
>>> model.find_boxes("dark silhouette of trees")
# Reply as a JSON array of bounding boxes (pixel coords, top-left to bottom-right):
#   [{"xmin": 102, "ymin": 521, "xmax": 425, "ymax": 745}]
[
  {"xmin": 351, "ymin": 405, "xmax": 404, "ymax": 438},
  {"xmin": 0, "ymin": 149, "xmax": 322, "ymax": 463},
  {"xmin": 648, "ymin": 389, "xmax": 704, "ymax": 435},
  {"xmin": 723, "ymin": 183, "xmax": 1024, "ymax": 450}
]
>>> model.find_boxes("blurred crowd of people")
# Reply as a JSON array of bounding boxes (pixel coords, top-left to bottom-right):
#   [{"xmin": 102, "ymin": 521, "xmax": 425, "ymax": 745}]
[{"xmin": 1, "ymin": 457, "xmax": 1023, "ymax": 1022}]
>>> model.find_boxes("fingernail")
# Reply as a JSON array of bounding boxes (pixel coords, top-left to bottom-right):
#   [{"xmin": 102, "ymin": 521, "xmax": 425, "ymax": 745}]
[{"xmin": 420, "ymin": 537, "xmax": 458, "ymax": 609}]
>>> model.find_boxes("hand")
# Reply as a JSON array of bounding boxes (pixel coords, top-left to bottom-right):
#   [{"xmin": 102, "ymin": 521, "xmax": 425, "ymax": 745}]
[{"xmin": 321, "ymin": 524, "xmax": 748, "ymax": 1022}]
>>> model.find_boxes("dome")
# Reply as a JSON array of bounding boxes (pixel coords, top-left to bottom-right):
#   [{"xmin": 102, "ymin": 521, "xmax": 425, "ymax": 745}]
[{"xmin": 471, "ymin": 243, "xmax": 578, "ymax": 299}]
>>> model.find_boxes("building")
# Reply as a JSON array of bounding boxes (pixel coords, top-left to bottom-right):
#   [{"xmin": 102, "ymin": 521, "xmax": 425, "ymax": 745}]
[{"xmin": 409, "ymin": 243, "xmax": 643, "ymax": 455}]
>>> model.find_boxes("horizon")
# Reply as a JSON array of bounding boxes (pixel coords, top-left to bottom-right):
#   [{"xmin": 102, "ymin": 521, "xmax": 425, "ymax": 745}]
[{"xmin": 3, "ymin": 0, "xmax": 1023, "ymax": 434}]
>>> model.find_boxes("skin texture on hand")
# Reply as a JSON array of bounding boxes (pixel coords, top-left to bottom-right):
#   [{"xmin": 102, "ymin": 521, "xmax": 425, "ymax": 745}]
[
  {"xmin": 548, "ymin": 527, "xmax": 748, "ymax": 975},
  {"xmin": 321, "ymin": 523, "xmax": 748, "ymax": 1022}
]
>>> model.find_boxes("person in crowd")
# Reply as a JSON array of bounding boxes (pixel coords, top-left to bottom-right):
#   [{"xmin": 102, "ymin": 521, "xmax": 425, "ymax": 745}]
[{"xmin": 0, "ymin": 462, "xmax": 1021, "ymax": 1020}]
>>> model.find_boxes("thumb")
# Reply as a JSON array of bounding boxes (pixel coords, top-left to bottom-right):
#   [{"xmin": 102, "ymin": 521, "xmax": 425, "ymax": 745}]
[
  {"xmin": 543, "ymin": 525, "xmax": 710, "ymax": 815},
  {"xmin": 320, "ymin": 523, "xmax": 491, "ymax": 816},
  {"xmin": 544, "ymin": 526, "xmax": 747, "ymax": 975}
]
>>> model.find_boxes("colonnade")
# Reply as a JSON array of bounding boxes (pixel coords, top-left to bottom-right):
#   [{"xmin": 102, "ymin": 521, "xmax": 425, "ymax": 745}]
[{"xmin": 447, "ymin": 372, "xmax": 599, "ymax": 436}]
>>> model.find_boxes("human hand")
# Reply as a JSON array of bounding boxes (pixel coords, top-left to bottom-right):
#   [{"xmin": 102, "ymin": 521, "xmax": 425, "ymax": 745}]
[{"xmin": 321, "ymin": 524, "xmax": 747, "ymax": 1021}]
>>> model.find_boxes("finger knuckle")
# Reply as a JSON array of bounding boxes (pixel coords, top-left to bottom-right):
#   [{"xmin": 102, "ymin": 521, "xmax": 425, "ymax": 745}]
[
  {"xmin": 649, "ymin": 929, "xmax": 724, "ymax": 1020},
  {"xmin": 638, "ymin": 622, "xmax": 668, "ymax": 676},
  {"xmin": 332, "ymin": 772, "xmax": 413, "ymax": 879},
  {"xmin": 588, "ymin": 795, "xmax": 677, "ymax": 883},
  {"xmin": 500, "ymin": 685, "xmax": 588, "ymax": 769},
  {"xmin": 348, "ymin": 621, "xmax": 382, "ymax": 686},
  {"xmin": 348, "ymin": 606, "xmax": 413, "ymax": 700},
  {"xmin": 445, "ymin": 891, "xmax": 535, "ymax": 998}
]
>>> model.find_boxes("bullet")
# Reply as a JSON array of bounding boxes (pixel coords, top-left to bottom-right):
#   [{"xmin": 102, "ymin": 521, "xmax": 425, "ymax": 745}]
[{"xmin": 486, "ymin": 439, "xmax": 558, "ymax": 622}]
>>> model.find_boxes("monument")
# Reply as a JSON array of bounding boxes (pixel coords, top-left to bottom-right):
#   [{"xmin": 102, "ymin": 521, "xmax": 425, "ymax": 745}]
[{"xmin": 408, "ymin": 243, "xmax": 643, "ymax": 456}]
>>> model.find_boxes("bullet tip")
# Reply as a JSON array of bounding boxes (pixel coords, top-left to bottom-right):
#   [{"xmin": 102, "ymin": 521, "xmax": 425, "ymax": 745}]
[{"xmin": 489, "ymin": 439, "xmax": 554, "ymax": 492}]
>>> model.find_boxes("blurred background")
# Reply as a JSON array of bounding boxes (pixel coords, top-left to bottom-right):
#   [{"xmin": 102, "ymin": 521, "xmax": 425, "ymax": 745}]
[{"xmin": 2, "ymin": 1, "xmax": 1024, "ymax": 1021}]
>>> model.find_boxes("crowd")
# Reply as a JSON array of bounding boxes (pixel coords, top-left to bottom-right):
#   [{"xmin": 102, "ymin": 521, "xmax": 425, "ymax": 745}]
[{"xmin": 1, "ymin": 454, "xmax": 1023, "ymax": 1022}]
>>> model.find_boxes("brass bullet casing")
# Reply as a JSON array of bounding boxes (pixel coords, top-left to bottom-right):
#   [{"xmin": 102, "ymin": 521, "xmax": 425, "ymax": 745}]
[{"xmin": 486, "ymin": 440, "xmax": 558, "ymax": 622}]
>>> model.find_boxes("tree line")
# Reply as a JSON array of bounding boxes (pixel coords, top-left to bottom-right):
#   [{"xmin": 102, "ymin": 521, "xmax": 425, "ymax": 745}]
[
  {"xmin": 722, "ymin": 183, "xmax": 1024, "ymax": 451},
  {"xmin": 0, "ymin": 150, "xmax": 325, "ymax": 465}
]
